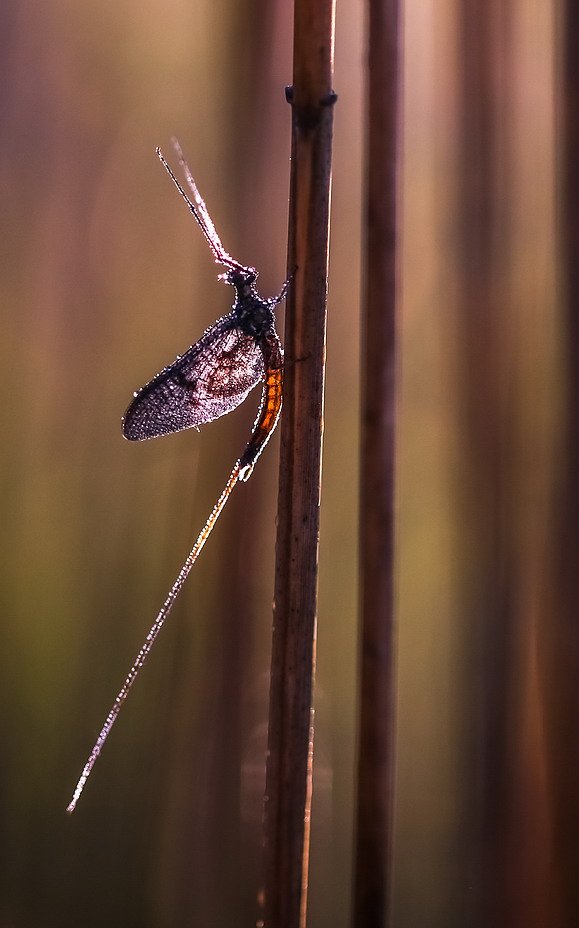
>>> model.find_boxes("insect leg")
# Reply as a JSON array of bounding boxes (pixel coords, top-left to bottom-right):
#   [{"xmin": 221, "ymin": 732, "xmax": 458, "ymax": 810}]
[
  {"xmin": 171, "ymin": 138, "xmax": 237, "ymax": 267},
  {"xmin": 271, "ymin": 267, "xmax": 296, "ymax": 307}
]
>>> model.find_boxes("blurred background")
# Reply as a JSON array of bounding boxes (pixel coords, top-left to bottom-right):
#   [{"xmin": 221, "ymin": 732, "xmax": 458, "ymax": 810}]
[{"xmin": 0, "ymin": 0, "xmax": 567, "ymax": 926}]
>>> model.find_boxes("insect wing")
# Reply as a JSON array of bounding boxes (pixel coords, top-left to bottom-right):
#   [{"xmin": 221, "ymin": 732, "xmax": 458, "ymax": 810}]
[{"xmin": 122, "ymin": 313, "xmax": 264, "ymax": 440}]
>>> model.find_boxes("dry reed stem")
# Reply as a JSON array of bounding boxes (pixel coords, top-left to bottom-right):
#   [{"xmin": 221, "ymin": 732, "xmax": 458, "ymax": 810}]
[
  {"xmin": 262, "ymin": 1, "xmax": 336, "ymax": 925},
  {"xmin": 353, "ymin": 1, "xmax": 400, "ymax": 927}
]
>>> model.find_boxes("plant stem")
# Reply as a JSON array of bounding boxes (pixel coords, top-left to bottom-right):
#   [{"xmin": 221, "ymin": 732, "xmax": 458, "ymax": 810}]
[
  {"xmin": 352, "ymin": 2, "xmax": 400, "ymax": 927},
  {"xmin": 262, "ymin": 2, "xmax": 336, "ymax": 926},
  {"xmin": 542, "ymin": 5, "xmax": 579, "ymax": 924}
]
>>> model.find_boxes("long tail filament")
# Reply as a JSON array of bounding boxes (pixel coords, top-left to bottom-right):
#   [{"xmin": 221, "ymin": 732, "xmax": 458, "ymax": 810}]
[{"xmin": 66, "ymin": 461, "xmax": 241, "ymax": 813}]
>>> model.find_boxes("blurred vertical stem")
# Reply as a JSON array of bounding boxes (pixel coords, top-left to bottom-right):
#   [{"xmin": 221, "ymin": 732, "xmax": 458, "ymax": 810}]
[
  {"xmin": 263, "ymin": 2, "xmax": 335, "ymax": 927},
  {"xmin": 456, "ymin": 3, "xmax": 517, "ymax": 924},
  {"xmin": 542, "ymin": 4, "xmax": 579, "ymax": 924},
  {"xmin": 353, "ymin": 1, "xmax": 400, "ymax": 927}
]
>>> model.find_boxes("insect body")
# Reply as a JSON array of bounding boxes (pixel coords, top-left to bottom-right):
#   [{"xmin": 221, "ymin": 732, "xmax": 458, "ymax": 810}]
[
  {"xmin": 122, "ymin": 265, "xmax": 284, "ymax": 480},
  {"xmin": 67, "ymin": 141, "xmax": 287, "ymax": 812}
]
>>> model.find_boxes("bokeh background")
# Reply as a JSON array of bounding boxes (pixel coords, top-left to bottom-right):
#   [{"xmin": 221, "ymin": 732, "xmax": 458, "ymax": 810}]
[{"xmin": 0, "ymin": 1, "xmax": 565, "ymax": 926}]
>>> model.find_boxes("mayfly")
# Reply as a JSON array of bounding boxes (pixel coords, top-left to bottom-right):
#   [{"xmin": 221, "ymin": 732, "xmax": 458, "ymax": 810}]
[{"xmin": 67, "ymin": 139, "xmax": 287, "ymax": 813}]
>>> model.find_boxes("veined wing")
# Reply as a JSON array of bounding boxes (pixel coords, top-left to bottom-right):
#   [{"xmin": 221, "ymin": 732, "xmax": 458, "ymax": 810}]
[{"xmin": 122, "ymin": 313, "xmax": 264, "ymax": 440}]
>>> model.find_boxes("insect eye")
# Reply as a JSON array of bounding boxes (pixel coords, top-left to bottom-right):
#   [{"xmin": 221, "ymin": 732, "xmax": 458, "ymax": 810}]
[
  {"xmin": 227, "ymin": 268, "xmax": 257, "ymax": 288},
  {"xmin": 226, "ymin": 270, "xmax": 240, "ymax": 287}
]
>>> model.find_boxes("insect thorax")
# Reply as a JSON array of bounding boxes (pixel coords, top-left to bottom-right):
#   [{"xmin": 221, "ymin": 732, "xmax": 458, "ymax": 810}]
[{"xmin": 234, "ymin": 294, "xmax": 274, "ymax": 338}]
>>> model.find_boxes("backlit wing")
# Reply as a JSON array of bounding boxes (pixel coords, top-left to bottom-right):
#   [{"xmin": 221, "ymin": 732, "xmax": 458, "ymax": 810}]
[{"xmin": 122, "ymin": 313, "xmax": 264, "ymax": 440}]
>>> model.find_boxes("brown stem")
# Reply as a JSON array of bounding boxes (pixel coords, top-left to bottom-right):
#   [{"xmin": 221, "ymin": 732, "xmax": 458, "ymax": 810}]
[
  {"xmin": 262, "ymin": 2, "xmax": 336, "ymax": 926},
  {"xmin": 352, "ymin": 2, "xmax": 400, "ymax": 927},
  {"xmin": 541, "ymin": 5, "xmax": 579, "ymax": 925}
]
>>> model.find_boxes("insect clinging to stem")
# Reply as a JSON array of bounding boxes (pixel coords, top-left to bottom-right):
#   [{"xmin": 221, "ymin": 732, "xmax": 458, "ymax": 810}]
[{"xmin": 67, "ymin": 138, "xmax": 288, "ymax": 813}]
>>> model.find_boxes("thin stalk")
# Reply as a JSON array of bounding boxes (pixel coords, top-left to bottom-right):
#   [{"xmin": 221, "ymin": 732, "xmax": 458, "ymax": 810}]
[
  {"xmin": 456, "ymin": 3, "xmax": 517, "ymax": 924},
  {"xmin": 353, "ymin": 1, "xmax": 401, "ymax": 927},
  {"xmin": 541, "ymin": 5, "xmax": 579, "ymax": 924},
  {"xmin": 262, "ymin": 1, "xmax": 336, "ymax": 926}
]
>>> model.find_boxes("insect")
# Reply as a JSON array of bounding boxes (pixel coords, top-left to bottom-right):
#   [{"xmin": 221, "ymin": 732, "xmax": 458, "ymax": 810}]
[{"xmin": 67, "ymin": 140, "xmax": 287, "ymax": 813}]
